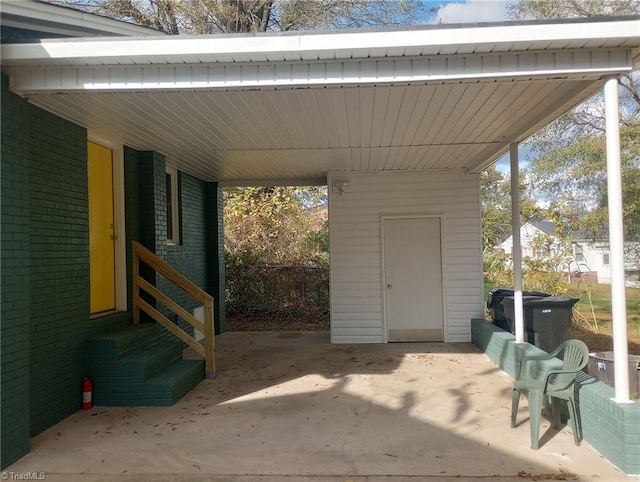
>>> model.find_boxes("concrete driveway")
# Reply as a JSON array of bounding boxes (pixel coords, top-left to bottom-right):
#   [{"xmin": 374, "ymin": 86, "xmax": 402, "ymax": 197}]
[{"xmin": 4, "ymin": 332, "xmax": 629, "ymax": 481}]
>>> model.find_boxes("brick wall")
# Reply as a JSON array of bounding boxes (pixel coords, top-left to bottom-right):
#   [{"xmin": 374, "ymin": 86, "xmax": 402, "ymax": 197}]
[
  {"xmin": 1, "ymin": 74, "xmax": 31, "ymax": 468},
  {"xmin": 206, "ymin": 183, "xmax": 226, "ymax": 334},
  {"xmin": 472, "ymin": 319, "xmax": 640, "ymax": 475},
  {"xmin": 1, "ymin": 73, "xmax": 91, "ymax": 466},
  {"xmin": 165, "ymin": 173, "xmax": 208, "ymax": 315},
  {"xmin": 137, "ymin": 150, "xmax": 167, "ymax": 258},
  {"xmin": 28, "ymin": 99, "xmax": 90, "ymax": 436},
  {"xmin": 124, "ymin": 148, "xmax": 225, "ymax": 335}
]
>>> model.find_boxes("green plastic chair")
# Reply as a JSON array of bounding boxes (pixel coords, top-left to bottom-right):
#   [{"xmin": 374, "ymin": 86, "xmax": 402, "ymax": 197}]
[{"xmin": 511, "ymin": 339, "xmax": 589, "ymax": 450}]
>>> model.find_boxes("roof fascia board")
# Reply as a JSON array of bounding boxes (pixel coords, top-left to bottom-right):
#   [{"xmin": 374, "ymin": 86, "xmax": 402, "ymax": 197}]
[
  {"xmin": 0, "ymin": 0, "xmax": 165, "ymax": 37},
  {"xmin": 6, "ymin": 49, "xmax": 631, "ymax": 94},
  {"xmin": 2, "ymin": 19, "xmax": 639, "ymax": 65}
]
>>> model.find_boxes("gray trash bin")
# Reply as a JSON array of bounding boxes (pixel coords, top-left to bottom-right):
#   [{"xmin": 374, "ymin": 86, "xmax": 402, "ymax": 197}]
[
  {"xmin": 486, "ymin": 289, "xmax": 549, "ymax": 332},
  {"xmin": 502, "ymin": 295, "xmax": 579, "ymax": 352}
]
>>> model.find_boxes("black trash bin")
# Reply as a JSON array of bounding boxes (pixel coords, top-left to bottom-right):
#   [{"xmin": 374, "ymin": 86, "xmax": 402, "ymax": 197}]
[
  {"xmin": 502, "ymin": 295, "xmax": 579, "ymax": 352},
  {"xmin": 486, "ymin": 289, "xmax": 549, "ymax": 332}
]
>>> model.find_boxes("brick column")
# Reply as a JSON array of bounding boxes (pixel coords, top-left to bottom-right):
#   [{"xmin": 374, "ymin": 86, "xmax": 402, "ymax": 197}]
[{"xmin": 205, "ymin": 183, "xmax": 226, "ymax": 334}]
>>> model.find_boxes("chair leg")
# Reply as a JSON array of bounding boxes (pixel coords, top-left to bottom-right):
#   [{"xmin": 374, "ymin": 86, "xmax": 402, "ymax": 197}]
[
  {"xmin": 550, "ymin": 396, "xmax": 562, "ymax": 430},
  {"xmin": 528, "ymin": 391, "xmax": 543, "ymax": 450},
  {"xmin": 511, "ymin": 389, "xmax": 520, "ymax": 428},
  {"xmin": 567, "ymin": 397, "xmax": 582, "ymax": 446}
]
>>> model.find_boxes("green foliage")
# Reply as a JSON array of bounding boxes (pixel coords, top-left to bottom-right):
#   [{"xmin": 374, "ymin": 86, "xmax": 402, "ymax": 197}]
[
  {"xmin": 224, "ymin": 186, "xmax": 327, "ymax": 267},
  {"xmin": 484, "ymin": 226, "xmax": 572, "ymax": 295},
  {"xmin": 226, "ymin": 266, "xmax": 329, "ymax": 317},
  {"xmin": 480, "ymin": 166, "xmax": 511, "ymax": 249},
  {"xmin": 485, "ymin": 252, "xmax": 570, "ymax": 296},
  {"xmin": 483, "ymin": 246, "xmax": 510, "ymax": 275},
  {"xmin": 480, "ymin": 165, "xmax": 544, "ymax": 250},
  {"xmin": 527, "ymin": 124, "xmax": 640, "ymax": 243},
  {"xmin": 224, "ymin": 186, "xmax": 330, "ymax": 317}
]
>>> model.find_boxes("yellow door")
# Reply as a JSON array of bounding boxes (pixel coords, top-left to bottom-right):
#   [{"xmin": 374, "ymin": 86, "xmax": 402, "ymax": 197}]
[{"xmin": 88, "ymin": 141, "xmax": 116, "ymax": 314}]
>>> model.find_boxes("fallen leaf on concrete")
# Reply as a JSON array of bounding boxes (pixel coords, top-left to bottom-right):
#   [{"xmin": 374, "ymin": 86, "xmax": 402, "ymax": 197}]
[{"xmin": 517, "ymin": 468, "xmax": 578, "ymax": 480}]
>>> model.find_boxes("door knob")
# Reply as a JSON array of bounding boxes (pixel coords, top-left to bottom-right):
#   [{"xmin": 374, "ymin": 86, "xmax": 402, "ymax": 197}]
[{"xmin": 387, "ymin": 284, "xmax": 392, "ymax": 289}]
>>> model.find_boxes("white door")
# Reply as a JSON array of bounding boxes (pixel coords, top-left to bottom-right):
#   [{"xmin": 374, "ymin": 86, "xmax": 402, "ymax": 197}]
[{"xmin": 384, "ymin": 217, "xmax": 444, "ymax": 342}]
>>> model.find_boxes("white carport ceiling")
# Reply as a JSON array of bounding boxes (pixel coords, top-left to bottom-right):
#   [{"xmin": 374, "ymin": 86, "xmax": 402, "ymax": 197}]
[{"xmin": 3, "ymin": 18, "xmax": 640, "ymax": 185}]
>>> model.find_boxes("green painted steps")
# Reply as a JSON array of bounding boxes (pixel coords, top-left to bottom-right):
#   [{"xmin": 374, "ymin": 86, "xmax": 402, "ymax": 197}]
[{"xmin": 85, "ymin": 324, "xmax": 204, "ymax": 407}]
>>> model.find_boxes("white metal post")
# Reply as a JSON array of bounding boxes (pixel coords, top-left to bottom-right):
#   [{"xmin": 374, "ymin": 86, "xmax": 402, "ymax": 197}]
[
  {"xmin": 510, "ymin": 143, "xmax": 525, "ymax": 344},
  {"xmin": 604, "ymin": 75, "xmax": 631, "ymax": 403}
]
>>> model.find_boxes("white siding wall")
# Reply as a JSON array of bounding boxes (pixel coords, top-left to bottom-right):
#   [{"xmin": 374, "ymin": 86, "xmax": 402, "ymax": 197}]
[
  {"xmin": 328, "ymin": 170, "xmax": 483, "ymax": 344},
  {"xmin": 581, "ymin": 243, "xmax": 611, "ymax": 283}
]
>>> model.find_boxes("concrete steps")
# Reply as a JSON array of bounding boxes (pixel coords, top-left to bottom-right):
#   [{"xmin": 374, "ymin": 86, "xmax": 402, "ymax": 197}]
[{"xmin": 85, "ymin": 324, "xmax": 204, "ymax": 406}]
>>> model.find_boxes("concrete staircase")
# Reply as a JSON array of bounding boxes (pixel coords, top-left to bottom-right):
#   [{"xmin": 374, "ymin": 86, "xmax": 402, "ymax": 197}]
[{"xmin": 85, "ymin": 324, "xmax": 204, "ymax": 406}]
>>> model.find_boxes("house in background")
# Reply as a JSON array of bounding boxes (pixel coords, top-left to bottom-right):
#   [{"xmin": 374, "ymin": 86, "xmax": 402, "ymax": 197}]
[
  {"xmin": 499, "ymin": 221, "xmax": 640, "ymax": 285},
  {"xmin": 2, "ymin": 0, "xmax": 640, "ymax": 473},
  {"xmin": 499, "ymin": 221, "xmax": 562, "ymax": 261}
]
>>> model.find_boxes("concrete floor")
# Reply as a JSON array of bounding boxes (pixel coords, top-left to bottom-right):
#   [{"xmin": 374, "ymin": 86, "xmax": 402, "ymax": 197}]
[{"xmin": 4, "ymin": 332, "xmax": 630, "ymax": 481}]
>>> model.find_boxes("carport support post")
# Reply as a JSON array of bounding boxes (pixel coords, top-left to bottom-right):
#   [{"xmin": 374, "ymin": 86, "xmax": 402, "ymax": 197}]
[
  {"xmin": 510, "ymin": 143, "xmax": 525, "ymax": 344},
  {"xmin": 604, "ymin": 75, "xmax": 631, "ymax": 403}
]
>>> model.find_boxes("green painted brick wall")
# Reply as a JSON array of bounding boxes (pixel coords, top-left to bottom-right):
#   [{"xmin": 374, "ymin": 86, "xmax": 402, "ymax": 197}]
[
  {"xmin": 138, "ymin": 150, "xmax": 168, "ymax": 259},
  {"xmin": 124, "ymin": 147, "xmax": 225, "ymax": 336},
  {"xmin": 2, "ymin": 72, "xmax": 91, "ymax": 466},
  {"xmin": 165, "ymin": 173, "xmax": 208, "ymax": 318},
  {"xmin": 1, "ymin": 74, "xmax": 31, "ymax": 468},
  {"xmin": 28, "ymin": 98, "xmax": 91, "ymax": 437},
  {"xmin": 163, "ymin": 173, "xmax": 226, "ymax": 335},
  {"xmin": 206, "ymin": 183, "xmax": 226, "ymax": 334}
]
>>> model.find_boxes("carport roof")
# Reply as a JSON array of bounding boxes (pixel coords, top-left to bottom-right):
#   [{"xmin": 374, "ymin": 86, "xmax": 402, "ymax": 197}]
[{"xmin": 3, "ymin": 17, "xmax": 640, "ymax": 184}]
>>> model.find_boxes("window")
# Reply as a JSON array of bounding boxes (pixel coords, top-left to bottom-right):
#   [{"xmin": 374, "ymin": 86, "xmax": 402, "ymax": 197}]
[
  {"xmin": 166, "ymin": 167, "xmax": 180, "ymax": 244},
  {"xmin": 574, "ymin": 244, "xmax": 584, "ymax": 262},
  {"xmin": 603, "ymin": 252, "xmax": 610, "ymax": 266}
]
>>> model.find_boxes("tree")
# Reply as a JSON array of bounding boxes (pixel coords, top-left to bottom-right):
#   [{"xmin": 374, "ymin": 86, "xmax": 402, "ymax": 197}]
[
  {"xmin": 508, "ymin": 0, "xmax": 640, "ymax": 242},
  {"xmin": 48, "ymin": 0, "xmax": 436, "ymax": 35},
  {"xmin": 508, "ymin": 0, "xmax": 640, "ymax": 22},
  {"xmin": 481, "ymin": 165, "xmax": 545, "ymax": 251},
  {"xmin": 223, "ymin": 186, "xmax": 327, "ymax": 266}
]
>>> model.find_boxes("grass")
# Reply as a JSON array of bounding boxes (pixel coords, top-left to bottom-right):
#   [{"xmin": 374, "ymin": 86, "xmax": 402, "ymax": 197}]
[{"xmin": 567, "ymin": 282, "xmax": 640, "ymax": 353}]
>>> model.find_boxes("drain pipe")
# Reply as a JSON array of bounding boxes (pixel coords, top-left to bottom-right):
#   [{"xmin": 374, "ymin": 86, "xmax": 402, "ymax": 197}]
[
  {"xmin": 510, "ymin": 143, "xmax": 525, "ymax": 344},
  {"xmin": 604, "ymin": 75, "xmax": 631, "ymax": 403}
]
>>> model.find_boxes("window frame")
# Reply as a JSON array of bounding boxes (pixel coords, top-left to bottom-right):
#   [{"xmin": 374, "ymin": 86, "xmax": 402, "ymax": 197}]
[{"xmin": 166, "ymin": 166, "xmax": 180, "ymax": 245}]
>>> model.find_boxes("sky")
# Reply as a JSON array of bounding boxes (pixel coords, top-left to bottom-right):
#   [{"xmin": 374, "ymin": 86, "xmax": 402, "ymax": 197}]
[{"xmin": 432, "ymin": 0, "xmax": 513, "ymax": 24}]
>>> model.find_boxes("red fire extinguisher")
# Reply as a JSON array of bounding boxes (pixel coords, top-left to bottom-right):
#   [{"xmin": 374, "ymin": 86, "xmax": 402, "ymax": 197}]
[{"xmin": 82, "ymin": 376, "xmax": 93, "ymax": 410}]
